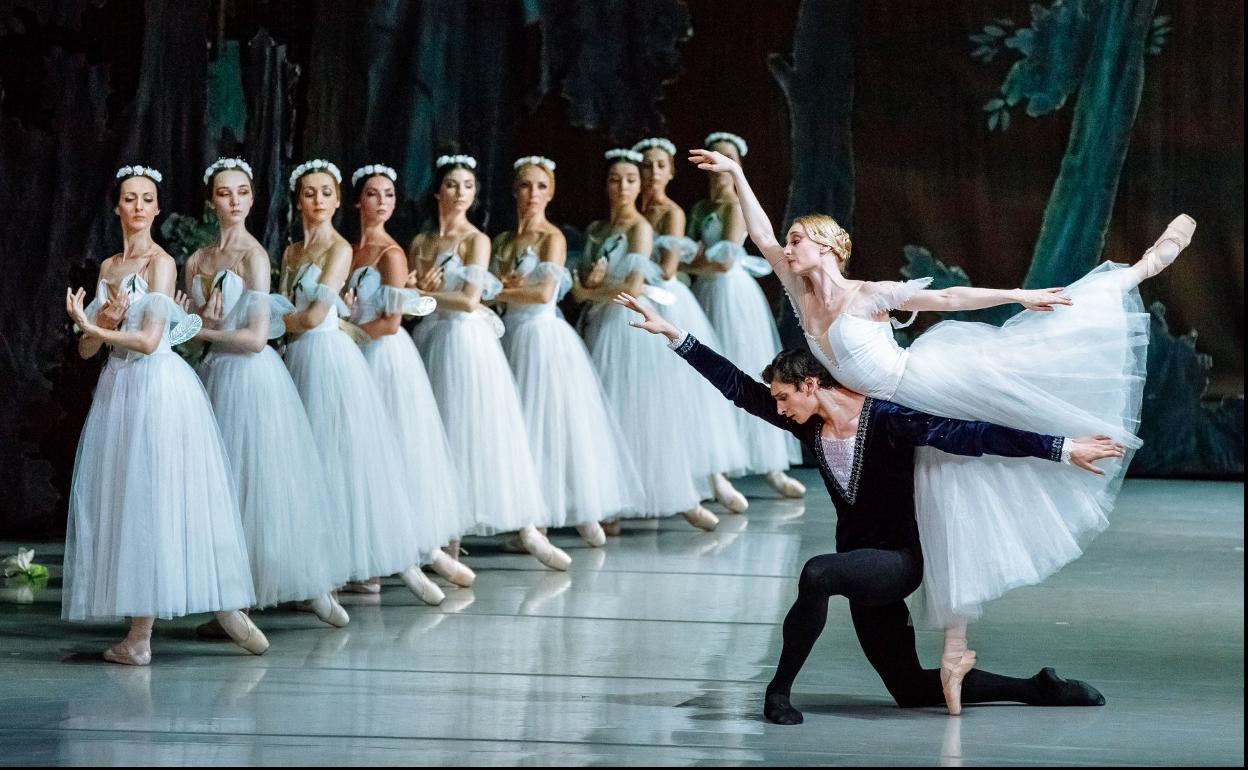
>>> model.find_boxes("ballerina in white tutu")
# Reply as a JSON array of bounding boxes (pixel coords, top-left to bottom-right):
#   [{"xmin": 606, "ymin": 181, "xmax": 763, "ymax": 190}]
[
  {"xmin": 492, "ymin": 155, "xmax": 645, "ymax": 547},
  {"xmin": 184, "ymin": 157, "xmax": 351, "ymax": 629},
  {"xmin": 279, "ymin": 159, "xmax": 447, "ymax": 605},
  {"xmin": 631, "ymin": 138, "xmax": 754, "ymax": 514},
  {"xmin": 345, "ymin": 163, "xmax": 475, "ymax": 589},
  {"xmin": 63, "ymin": 164, "xmax": 269, "ymax": 665},
  {"xmin": 690, "ymin": 146, "xmax": 1193, "ymax": 714},
  {"xmin": 571, "ymin": 149, "xmax": 719, "ymax": 531},
  {"xmin": 685, "ymin": 133, "xmax": 805, "ymax": 498},
  {"xmin": 406, "ymin": 152, "xmax": 572, "ymax": 570}
]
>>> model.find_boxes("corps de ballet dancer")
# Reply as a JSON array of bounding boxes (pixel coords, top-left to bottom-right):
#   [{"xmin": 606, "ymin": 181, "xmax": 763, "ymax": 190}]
[
  {"xmin": 186, "ymin": 157, "xmax": 350, "ymax": 629},
  {"xmin": 571, "ymin": 148, "xmax": 719, "ymax": 531},
  {"xmin": 492, "ymin": 155, "xmax": 645, "ymax": 547},
  {"xmin": 408, "ymin": 152, "xmax": 572, "ymax": 570},
  {"xmin": 279, "ymin": 159, "xmax": 447, "ymax": 605},
  {"xmin": 63, "ymin": 164, "xmax": 268, "ymax": 665},
  {"xmin": 684, "ymin": 132, "xmax": 805, "ymax": 497},
  {"xmin": 689, "ymin": 146, "xmax": 1194, "ymax": 713},
  {"xmin": 345, "ymin": 162, "xmax": 475, "ymax": 589}
]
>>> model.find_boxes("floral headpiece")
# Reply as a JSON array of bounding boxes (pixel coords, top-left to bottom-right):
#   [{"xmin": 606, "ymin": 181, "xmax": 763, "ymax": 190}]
[
  {"xmin": 351, "ymin": 163, "xmax": 398, "ymax": 186},
  {"xmin": 631, "ymin": 137, "xmax": 677, "ymax": 157},
  {"xmin": 435, "ymin": 154, "xmax": 477, "ymax": 170},
  {"xmin": 704, "ymin": 131, "xmax": 748, "ymax": 157},
  {"xmin": 116, "ymin": 164, "xmax": 163, "ymax": 184},
  {"xmin": 289, "ymin": 159, "xmax": 342, "ymax": 192},
  {"xmin": 513, "ymin": 155, "xmax": 557, "ymax": 171},
  {"xmin": 202, "ymin": 157, "xmax": 254, "ymax": 185},
  {"xmin": 604, "ymin": 148, "xmax": 644, "ymax": 164}
]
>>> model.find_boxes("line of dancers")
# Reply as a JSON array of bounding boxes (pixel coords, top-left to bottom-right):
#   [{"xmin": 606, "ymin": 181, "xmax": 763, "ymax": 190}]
[{"xmin": 62, "ymin": 135, "xmax": 1196, "ymax": 724}]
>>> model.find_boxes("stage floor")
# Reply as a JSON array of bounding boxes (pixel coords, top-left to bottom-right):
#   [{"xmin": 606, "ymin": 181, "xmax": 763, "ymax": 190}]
[{"xmin": 0, "ymin": 475, "xmax": 1242, "ymax": 766}]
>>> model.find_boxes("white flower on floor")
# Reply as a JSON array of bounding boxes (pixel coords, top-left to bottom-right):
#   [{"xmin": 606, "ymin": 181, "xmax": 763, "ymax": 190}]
[{"xmin": 2, "ymin": 547, "xmax": 48, "ymax": 581}]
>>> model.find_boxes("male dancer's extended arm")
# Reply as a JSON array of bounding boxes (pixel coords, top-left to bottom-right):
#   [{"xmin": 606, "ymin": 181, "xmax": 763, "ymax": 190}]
[
  {"xmin": 876, "ymin": 402, "xmax": 1066, "ymax": 461},
  {"xmin": 671, "ymin": 334, "xmax": 813, "ymax": 441}
]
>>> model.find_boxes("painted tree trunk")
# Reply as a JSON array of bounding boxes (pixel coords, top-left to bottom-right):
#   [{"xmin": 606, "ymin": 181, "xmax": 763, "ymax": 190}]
[{"xmin": 1023, "ymin": 0, "xmax": 1158, "ymax": 290}]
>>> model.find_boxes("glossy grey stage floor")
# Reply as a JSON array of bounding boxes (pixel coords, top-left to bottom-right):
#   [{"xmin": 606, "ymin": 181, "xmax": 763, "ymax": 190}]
[{"xmin": 0, "ymin": 475, "xmax": 1243, "ymax": 766}]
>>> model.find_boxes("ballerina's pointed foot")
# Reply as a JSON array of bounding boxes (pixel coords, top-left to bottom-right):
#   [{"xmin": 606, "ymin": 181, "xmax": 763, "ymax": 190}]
[
  {"xmin": 711, "ymin": 474, "xmax": 749, "ymax": 514},
  {"xmin": 430, "ymin": 549, "xmax": 476, "ymax": 587},
  {"xmin": 401, "ymin": 566, "xmax": 446, "ymax": 605},
  {"xmin": 683, "ymin": 505, "xmax": 720, "ymax": 531},
  {"xmin": 309, "ymin": 592, "xmax": 350, "ymax": 628},
  {"xmin": 940, "ymin": 649, "xmax": 977, "ymax": 716},
  {"xmin": 765, "ymin": 471, "xmax": 806, "ymax": 498},
  {"xmin": 576, "ymin": 521, "xmax": 607, "ymax": 547},
  {"xmin": 763, "ymin": 691, "xmax": 804, "ymax": 725},
  {"xmin": 520, "ymin": 526, "xmax": 573, "ymax": 571},
  {"xmin": 1139, "ymin": 214, "xmax": 1196, "ymax": 279},
  {"xmin": 103, "ymin": 642, "xmax": 151, "ymax": 667},
  {"xmin": 217, "ymin": 610, "xmax": 270, "ymax": 656},
  {"xmin": 601, "ymin": 519, "xmax": 623, "ymax": 537}
]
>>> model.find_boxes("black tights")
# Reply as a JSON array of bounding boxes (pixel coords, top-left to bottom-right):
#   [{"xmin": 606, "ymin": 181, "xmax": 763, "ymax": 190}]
[{"xmin": 767, "ymin": 547, "xmax": 1095, "ymax": 709}]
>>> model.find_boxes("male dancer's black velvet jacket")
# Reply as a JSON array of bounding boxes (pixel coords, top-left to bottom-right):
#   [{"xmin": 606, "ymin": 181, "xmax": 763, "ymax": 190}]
[{"xmin": 671, "ymin": 335, "xmax": 1066, "ymax": 553}]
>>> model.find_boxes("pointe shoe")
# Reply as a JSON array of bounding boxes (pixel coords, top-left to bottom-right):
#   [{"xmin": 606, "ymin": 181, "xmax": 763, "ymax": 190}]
[
  {"xmin": 340, "ymin": 580, "xmax": 380, "ymax": 594},
  {"xmin": 400, "ymin": 566, "xmax": 446, "ymax": 605},
  {"xmin": 430, "ymin": 550, "xmax": 476, "ymax": 587},
  {"xmin": 1140, "ymin": 214, "xmax": 1196, "ymax": 278},
  {"xmin": 519, "ymin": 527, "xmax": 573, "ymax": 571},
  {"xmin": 940, "ymin": 650, "xmax": 977, "ymax": 716},
  {"xmin": 576, "ymin": 521, "xmax": 607, "ymax": 547},
  {"xmin": 217, "ymin": 611, "xmax": 270, "ymax": 656},
  {"xmin": 601, "ymin": 519, "xmax": 623, "ymax": 537},
  {"xmin": 682, "ymin": 505, "xmax": 720, "ymax": 531},
  {"xmin": 711, "ymin": 475, "xmax": 749, "ymax": 514},
  {"xmin": 765, "ymin": 471, "xmax": 806, "ymax": 499},
  {"xmin": 309, "ymin": 593, "xmax": 350, "ymax": 628},
  {"xmin": 103, "ymin": 643, "xmax": 151, "ymax": 667}
]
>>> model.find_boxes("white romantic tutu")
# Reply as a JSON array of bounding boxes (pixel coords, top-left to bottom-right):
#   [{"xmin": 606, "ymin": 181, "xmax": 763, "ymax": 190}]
[
  {"xmin": 348, "ymin": 265, "xmax": 464, "ymax": 550},
  {"xmin": 201, "ymin": 345, "xmax": 350, "ymax": 606},
  {"xmin": 284, "ymin": 262, "xmax": 427, "ymax": 579},
  {"xmin": 894, "ymin": 263, "xmax": 1149, "ymax": 626},
  {"xmin": 503, "ymin": 295, "xmax": 645, "ymax": 527},
  {"xmin": 654, "ymin": 277, "xmax": 750, "ymax": 487},
  {"xmin": 416, "ymin": 309, "xmax": 551, "ymax": 534},
  {"xmin": 63, "ymin": 289, "xmax": 255, "ymax": 621},
  {"xmin": 692, "ymin": 264, "xmax": 803, "ymax": 474},
  {"xmin": 584, "ymin": 297, "xmax": 704, "ymax": 516}
]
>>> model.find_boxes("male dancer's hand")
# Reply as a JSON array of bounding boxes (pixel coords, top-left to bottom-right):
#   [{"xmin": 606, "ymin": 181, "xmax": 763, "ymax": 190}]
[
  {"xmin": 613, "ymin": 292, "xmax": 682, "ymax": 343},
  {"xmin": 1067, "ymin": 435, "xmax": 1127, "ymax": 475}
]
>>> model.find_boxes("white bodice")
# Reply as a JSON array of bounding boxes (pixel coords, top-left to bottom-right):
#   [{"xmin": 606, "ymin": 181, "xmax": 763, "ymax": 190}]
[
  {"xmin": 347, "ymin": 265, "xmax": 436, "ymax": 325},
  {"xmin": 498, "ymin": 246, "xmax": 572, "ymax": 324},
  {"xmin": 586, "ymin": 230, "xmax": 656, "ymax": 284},
  {"xmin": 695, "ymin": 210, "xmax": 771, "ymax": 279},
  {"xmin": 190, "ymin": 269, "xmax": 245, "ymax": 329},
  {"xmin": 289, "ymin": 262, "xmax": 340, "ymax": 332},
  {"xmin": 88, "ymin": 272, "xmax": 191, "ymax": 356}
]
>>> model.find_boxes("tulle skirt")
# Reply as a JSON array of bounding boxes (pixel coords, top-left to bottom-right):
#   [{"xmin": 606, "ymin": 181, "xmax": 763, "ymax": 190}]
[
  {"xmin": 654, "ymin": 277, "xmax": 749, "ymax": 486},
  {"xmin": 584, "ymin": 299, "xmax": 703, "ymax": 516},
  {"xmin": 284, "ymin": 327, "xmax": 427, "ymax": 579},
  {"xmin": 360, "ymin": 332, "xmax": 464, "ymax": 548},
  {"xmin": 414, "ymin": 311, "xmax": 550, "ymax": 535},
  {"xmin": 502, "ymin": 308, "xmax": 645, "ymax": 527},
  {"xmin": 200, "ymin": 346, "xmax": 349, "ymax": 607},
  {"xmin": 901, "ymin": 262, "xmax": 1149, "ymax": 627},
  {"xmin": 63, "ymin": 350, "xmax": 255, "ymax": 621},
  {"xmin": 693, "ymin": 268, "xmax": 804, "ymax": 473}
]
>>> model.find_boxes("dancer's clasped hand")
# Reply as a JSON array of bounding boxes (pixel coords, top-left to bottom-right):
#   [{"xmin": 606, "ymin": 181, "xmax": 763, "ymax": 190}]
[{"xmin": 1067, "ymin": 435, "xmax": 1126, "ymax": 475}]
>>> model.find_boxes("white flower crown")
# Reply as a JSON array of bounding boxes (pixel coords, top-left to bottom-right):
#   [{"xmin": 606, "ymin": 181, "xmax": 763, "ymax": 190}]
[
  {"xmin": 289, "ymin": 159, "xmax": 342, "ymax": 191},
  {"xmin": 351, "ymin": 163, "xmax": 398, "ymax": 186},
  {"xmin": 704, "ymin": 131, "xmax": 748, "ymax": 157},
  {"xmin": 604, "ymin": 148, "xmax": 644, "ymax": 164},
  {"xmin": 513, "ymin": 155, "xmax": 556, "ymax": 171},
  {"xmin": 631, "ymin": 137, "xmax": 677, "ymax": 156},
  {"xmin": 435, "ymin": 154, "xmax": 477, "ymax": 170},
  {"xmin": 116, "ymin": 164, "xmax": 163, "ymax": 184},
  {"xmin": 202, "ymin": 157, "xmax": 254, "ymax": 185}
]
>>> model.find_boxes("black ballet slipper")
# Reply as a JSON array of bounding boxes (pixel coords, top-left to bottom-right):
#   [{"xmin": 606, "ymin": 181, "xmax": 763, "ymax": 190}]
[
  {"xmin": 1033, "ymin": 667, "xmax": 1106, "ymax": 706},
  {"xmin": 764, "ymin": 691, "xmax": 805, "ymax": 725}
]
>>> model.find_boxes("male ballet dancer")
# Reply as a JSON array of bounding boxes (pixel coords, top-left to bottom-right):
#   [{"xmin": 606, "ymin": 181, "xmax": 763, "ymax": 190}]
[{"xmin": 615, "ymin": 292, "xmax": 1114, "ymax": 725}]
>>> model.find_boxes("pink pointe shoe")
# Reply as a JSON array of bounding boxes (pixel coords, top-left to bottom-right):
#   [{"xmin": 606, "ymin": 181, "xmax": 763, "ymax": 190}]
[
  {"xmin": 519, "ymin": 526, "xmax": 572, "ymax": 571},
  {"xmin": 400, "ymin": 566, "xmax": 446, "ymax": 606},
  {"xmin": 102, "ymin": 643, "xmax": 152, "ymax": 667},
  {"xmin": 682, "ymin": 505, "xmax": 720, "ymax": 531},
  {"xmin": 711, "ymin": 474, "xmax": 749, "ymax": 514},
  {"xmin": 576, "ymin": 521, "xmax": 607, "ymax": 548},
  {"xmin": 1140, "ymin": 214, "xmax": 1196, "ymax": 279},
  {"xmin": 429, "ymin": 549, "xmax": 476, "ymax": 587},
  {"xmin": 765, "ymin": 471, "xmax": 806, "ymax": 499},
  {"xmin": 217, "ymin": 610, "xmax": 270, "ymax": 656},
  {"xmin": 940, "ymin": 649, "xmax": 978, "ymax": 716}
]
